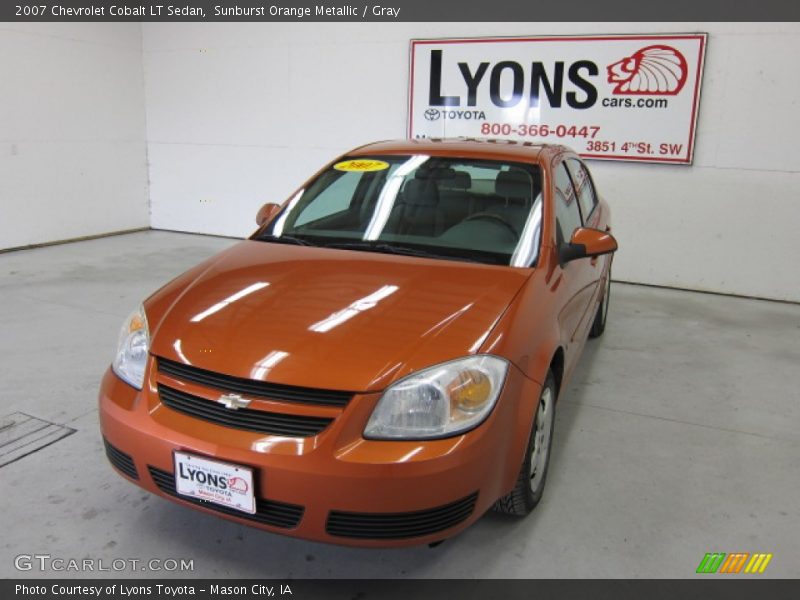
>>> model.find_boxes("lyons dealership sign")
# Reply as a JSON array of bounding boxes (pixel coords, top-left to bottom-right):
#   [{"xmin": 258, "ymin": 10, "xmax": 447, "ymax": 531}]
[{"xmin": 408, "ymin": 34, "xmax": 707, "ymax": 164}]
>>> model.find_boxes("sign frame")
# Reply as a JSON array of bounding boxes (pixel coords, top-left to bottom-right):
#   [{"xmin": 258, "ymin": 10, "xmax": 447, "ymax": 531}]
[{"xmin": 408, "ymin": 33, "xmax": 708, "ymax": 164}]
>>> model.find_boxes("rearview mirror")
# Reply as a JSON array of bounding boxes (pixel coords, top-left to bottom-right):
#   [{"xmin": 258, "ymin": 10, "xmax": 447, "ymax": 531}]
[
  {"xmin": 559, "ymin": 227, "xmax": 618, "ymax": 265},
  {"xmin": 255, "ymin": 203, "xmax": 282, "ymax": 227}
]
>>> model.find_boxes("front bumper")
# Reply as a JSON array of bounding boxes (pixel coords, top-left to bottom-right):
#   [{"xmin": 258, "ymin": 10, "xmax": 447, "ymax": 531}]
[{"xmin": 98, "ymin": 359, "xmax": 539, "ymax": 547}]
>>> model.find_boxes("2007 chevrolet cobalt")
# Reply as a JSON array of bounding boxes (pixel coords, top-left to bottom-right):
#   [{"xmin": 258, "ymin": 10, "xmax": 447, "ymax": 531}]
[{"xmin": 100, "ymin": 139, "xmax": 617, "ymax": 547}]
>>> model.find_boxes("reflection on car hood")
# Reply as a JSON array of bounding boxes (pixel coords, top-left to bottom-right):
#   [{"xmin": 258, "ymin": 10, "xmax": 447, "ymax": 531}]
[{"xmin": 147, "ymin": 240, "xmax": 530, "ymax": 392}]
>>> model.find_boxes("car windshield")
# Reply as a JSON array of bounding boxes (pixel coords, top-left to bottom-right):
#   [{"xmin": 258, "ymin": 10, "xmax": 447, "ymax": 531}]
[{"xmin": 259, "ymin": 155, "xmax": 543, "ymax": 267}]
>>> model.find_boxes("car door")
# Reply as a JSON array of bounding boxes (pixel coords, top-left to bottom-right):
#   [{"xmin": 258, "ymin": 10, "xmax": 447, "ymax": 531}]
[
  {"xmin": 565, "ymin": 157, "xmax": 606, "ymax": 335},
  {"xmin": 552, "ymin": 159, "xmax": 596, "ymax": 374}
]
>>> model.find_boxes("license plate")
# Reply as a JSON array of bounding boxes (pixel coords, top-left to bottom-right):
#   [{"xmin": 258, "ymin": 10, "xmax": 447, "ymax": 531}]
[{"xmin": 173, "ymin": 451, "xmax": 256, "ymax": 514}]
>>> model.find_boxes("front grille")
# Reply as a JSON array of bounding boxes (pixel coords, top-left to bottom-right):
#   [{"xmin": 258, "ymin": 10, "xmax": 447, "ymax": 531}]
[
  {"xmin": 103, "ymin": 439, "xmax": 139, "ymax": 480},
  {"xmin": 158, "ymin": 385, "xmax": 333, "ymax": 437},
  {"xmin": 326, "ymin": 492, "xmax": 479, "ymax": 540},
  {"xmin": 148, "ymin": 466, "xmax": 303, "ymax": 529},
  {"xmin": 157, "ymin": 357, "xmax": 352, "ymax": 408}
]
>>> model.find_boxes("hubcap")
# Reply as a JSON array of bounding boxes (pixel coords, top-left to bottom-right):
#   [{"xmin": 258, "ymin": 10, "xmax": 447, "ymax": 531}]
[{"xmin": 529, "ymin": 386, "xmax": 554, "ymax": 492}]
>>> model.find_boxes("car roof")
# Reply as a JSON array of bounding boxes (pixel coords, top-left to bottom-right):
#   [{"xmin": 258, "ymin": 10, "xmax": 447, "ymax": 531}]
[{"xmin": 348, "ymin": 138, "xmax": 570, "ymax": 165}]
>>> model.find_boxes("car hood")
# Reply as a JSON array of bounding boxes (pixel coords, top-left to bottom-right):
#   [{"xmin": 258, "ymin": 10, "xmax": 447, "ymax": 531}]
[{"xmin": 147, "ymin": 240, "xmax": 529, "ymax": 392}]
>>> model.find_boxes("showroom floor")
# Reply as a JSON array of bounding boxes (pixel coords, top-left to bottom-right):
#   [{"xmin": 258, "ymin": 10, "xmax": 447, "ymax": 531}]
[{"xmin": 0, "ymin": 231, "xmax": 798, "ymax": 578}]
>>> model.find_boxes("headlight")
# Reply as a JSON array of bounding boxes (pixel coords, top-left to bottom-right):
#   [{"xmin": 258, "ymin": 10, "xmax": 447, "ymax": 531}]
[
  {"xmin": 364, "ymin": 355, "xmax": 509, "ymax": 440},
  {"xmin": 112, "ymin": 305, "xmax": 150, "ymax": 389}
]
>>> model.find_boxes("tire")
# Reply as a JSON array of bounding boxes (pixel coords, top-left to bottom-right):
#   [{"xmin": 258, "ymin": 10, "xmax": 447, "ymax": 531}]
[
  {"xmin": 589, "ymin": 269, "xmax": 611, "ymax": 338},
  {"xmin": 493, "ymin": 370, "xmax": 557, "ymax": 516}
]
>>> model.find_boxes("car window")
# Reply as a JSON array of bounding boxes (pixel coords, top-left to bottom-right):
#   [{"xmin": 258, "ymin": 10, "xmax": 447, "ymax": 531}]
[
  {"xmin": 565, "ymin": 158, "xmax": 597, "ymax": 221},
  {"xmin": 554, "ymin": 162, "xmax": 582, "ymax": 244},
  {"xmin": 260, "ymin": 155, "xmax": 543, "ymax": 266},
  {"xmin": 295, "ymin": 172, "xmax": 361, "ymax": 226},
  {"xmin": 454, "ymin": 163, "xmax": 502, "ymax": 195}
]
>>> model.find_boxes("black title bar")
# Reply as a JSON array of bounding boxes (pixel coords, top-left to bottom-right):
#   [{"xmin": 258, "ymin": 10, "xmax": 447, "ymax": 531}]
[
  {"xmin": 4, "ymin": 579, "xmax": 800, "ymax": 600},
  {"xmin": 2, "ymin": 0, "xmax": 800, "ymax": 22}
]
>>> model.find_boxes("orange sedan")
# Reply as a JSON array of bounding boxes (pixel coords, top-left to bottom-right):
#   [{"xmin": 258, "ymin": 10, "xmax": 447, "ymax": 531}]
[{"xmin": 100, "ymin": 139, "xmax": 617, "ymax": 547}]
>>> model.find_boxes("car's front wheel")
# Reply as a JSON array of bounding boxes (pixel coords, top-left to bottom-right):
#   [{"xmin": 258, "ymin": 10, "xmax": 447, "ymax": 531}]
[{"xmin": 493, "ymin": 370, "xmax": 556, "ymax": 516}]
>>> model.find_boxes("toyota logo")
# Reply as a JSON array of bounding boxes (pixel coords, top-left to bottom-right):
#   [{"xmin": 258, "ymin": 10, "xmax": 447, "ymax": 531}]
[{"xmin": 424, "ymin": 108, "xmax": 441, "ymax": 121}]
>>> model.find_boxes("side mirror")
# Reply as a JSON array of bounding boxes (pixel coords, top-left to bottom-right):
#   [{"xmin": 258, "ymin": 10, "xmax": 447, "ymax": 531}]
[
  {"xmin": 255, "ymin": 203, "xmax": 282, "ymax": 227},
  {"xmin": 559, "ymin": 227, "xmax": 618, "ymax": 265}
]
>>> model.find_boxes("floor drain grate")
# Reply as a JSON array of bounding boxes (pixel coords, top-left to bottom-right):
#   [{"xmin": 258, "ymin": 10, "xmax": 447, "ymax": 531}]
[{"xmin": 0, "ymin": 412, "xmax": 76, "ymax": 468}]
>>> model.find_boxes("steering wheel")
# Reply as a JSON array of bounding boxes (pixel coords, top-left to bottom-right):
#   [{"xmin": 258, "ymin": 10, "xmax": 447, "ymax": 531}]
[{"xmin": 464, "ymin": 212, "xmax": 518, "ymax": 237}]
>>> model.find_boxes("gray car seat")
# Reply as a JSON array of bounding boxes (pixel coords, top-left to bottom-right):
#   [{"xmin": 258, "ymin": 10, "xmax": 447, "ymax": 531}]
[{"xmin": 384, "ymin": 178, "xmax": 444, "ymax": 237}]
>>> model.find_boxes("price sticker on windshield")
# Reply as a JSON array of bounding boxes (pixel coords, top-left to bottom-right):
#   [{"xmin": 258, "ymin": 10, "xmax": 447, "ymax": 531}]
[{"xmin": 334, "ymin": 159, "xmax": 390, "ymax": 172}]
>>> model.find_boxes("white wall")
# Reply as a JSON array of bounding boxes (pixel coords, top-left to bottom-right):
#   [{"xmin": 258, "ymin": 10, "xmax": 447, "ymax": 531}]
[
  {"xmin": 140, "ymin": 23, "xmax": 798, "ymax": 302},
  {"xmin": 0, "ymin": 23, "xmax": 149, "ymax": 250}
]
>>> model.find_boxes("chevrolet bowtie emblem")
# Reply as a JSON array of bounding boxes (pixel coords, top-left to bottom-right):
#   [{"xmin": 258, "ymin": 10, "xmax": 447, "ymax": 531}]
[{"xmin": 217, "ymin": 393, "xmax": 251, "ymax": 410}]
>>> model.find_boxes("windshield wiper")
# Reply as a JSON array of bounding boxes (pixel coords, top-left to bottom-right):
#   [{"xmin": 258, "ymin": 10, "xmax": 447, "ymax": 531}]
[
  {"xmin": 258, "ymin": 234, "xmax": 315, "ymax": 246},
  {"xmin": 324, "ymin": 241, "xmax": 457, "ymax": 261}
]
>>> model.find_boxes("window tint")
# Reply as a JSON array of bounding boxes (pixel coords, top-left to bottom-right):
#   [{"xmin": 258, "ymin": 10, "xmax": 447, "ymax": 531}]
[
  {"xmin": 293, "ymin": 171, "xmax": 362, "ymax": 227},
  {"xmin": 566, "ymin": 158, "xmax": 597, "ymax": 221},
  {"xmin": 554, "ymin": 163, "xmax": 582, "ymax": 244}
]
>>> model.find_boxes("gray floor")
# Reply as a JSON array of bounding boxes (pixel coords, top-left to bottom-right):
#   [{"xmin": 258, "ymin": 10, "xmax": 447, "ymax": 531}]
[{"xmin": 1, "ymin": 230, "xmax": 798, "ymax": 578}]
